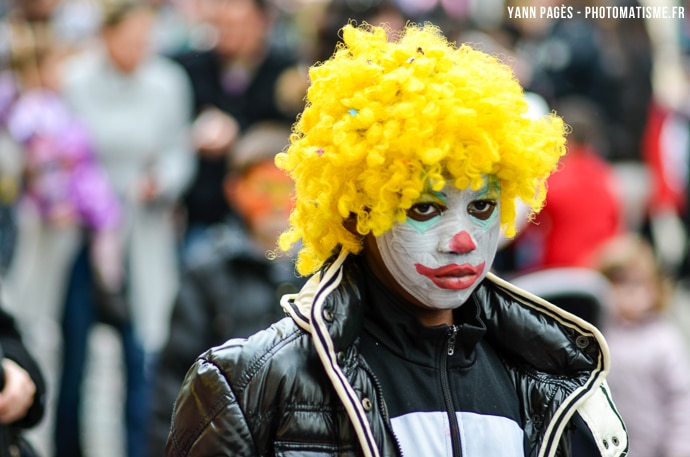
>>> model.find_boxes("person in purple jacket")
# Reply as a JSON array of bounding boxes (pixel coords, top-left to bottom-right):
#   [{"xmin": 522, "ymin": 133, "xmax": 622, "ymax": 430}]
[
  {"xmin": 4, "ymin": 53, "xmax": 123, "ymax": 292},
  {"xmin": 0, "ymin": 39, "xmax": 122, "ymax": 456}
]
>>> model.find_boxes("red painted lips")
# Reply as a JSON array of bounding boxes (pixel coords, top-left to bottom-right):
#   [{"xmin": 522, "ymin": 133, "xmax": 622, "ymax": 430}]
[{"xmin": 415, "ymin": 262, "xmax": 486, "ymax": 290}]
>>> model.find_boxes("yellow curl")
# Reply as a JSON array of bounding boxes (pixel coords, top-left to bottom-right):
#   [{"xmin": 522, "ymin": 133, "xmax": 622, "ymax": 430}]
[{"xmin": 276, "ymin": 22, "xmax": 566, "ymax": 276}]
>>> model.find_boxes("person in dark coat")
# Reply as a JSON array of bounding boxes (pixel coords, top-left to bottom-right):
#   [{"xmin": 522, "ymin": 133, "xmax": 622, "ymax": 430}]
[
  {"xmin": 148, "ymin": 122, "xmax": 304, "ymax": 456},
  {"xmin": 172, "ymin": 0, "xmax": 300, "ymax": 263}
]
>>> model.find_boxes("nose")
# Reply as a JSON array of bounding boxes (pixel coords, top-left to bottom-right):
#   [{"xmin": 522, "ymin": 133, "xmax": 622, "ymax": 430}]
[{"xmin": 447, "ymin": 230, "xmax": 476, "ymax": 254}]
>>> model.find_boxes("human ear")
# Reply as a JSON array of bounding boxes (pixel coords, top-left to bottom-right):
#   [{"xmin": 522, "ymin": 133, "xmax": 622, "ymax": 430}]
[{"xmin": 343, "ymin": 213, "xmax": 359, "ymax": 236}]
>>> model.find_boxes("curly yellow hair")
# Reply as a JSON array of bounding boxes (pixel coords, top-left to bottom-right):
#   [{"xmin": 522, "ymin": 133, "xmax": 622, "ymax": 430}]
[{"xmin": 276, "ymin": 22, "xmax": 566, "ymax": 276}]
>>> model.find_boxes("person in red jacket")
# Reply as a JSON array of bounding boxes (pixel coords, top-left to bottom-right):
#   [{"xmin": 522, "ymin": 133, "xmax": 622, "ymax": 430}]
[{"xmin": 511, "ymin": 96, "xmax": 624, "ymax": 272}]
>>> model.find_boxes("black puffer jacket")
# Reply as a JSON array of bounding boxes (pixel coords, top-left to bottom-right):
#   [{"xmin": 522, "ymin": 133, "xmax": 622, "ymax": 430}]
[{"xmin": 166, "ymin": 251, "xmax": 627, "ymax": 457}]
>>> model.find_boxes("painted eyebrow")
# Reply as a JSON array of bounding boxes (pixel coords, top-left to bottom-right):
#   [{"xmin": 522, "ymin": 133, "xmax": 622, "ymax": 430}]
[
  {"xmin": 475, "ymin": 181, "xmax": 500, "ymax": 198},
  {"xmin": 415, "ymin": 190, "xmax": 446, "ymax": 202}
]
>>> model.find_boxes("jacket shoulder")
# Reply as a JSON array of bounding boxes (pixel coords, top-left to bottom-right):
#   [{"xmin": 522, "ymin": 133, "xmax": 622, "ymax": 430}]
[
  {"xmin": 167, "ymin": 318, "xmax": 311, "ymax": 454},
  {"xmin": 203, "ymin": 316, "xmax": 311, "ymax": 388},
  {"xmin": 479, "ymin": 274, "xmax": 607, "ymax": 374},
  {"xmin": 167, "ymin": 317, "xmax": 345, "ymax": 455}
]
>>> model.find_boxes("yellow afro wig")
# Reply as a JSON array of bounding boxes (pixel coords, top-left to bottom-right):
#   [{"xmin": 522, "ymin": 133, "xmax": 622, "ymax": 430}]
[{"xmin": 276, "ymin": 22, "xmax": 567, "ymax": 276}]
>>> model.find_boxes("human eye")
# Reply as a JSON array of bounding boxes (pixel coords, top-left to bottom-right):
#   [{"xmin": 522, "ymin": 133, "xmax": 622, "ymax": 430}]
[
  {"xmin": 468, "ymin": 199, "xmax": 497, "ymax": 221},
  {"xmin": 407, "ymin": 202, "xmax": 444, "ymax": 222}
]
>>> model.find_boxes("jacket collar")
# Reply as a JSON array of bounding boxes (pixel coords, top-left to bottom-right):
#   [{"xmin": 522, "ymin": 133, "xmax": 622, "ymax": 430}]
[
  {"xmin": 281, "ymin": 251, "xmax": 364, "ymax": 350},
  {"xmin": 283, "ymin": 252, "xmax": 609, "ymax": 376},
  {"xmin": 282, "ymin": 250, "xmax": 383, "ymax": 457},
  {"xmin": 478, "ymin": 273, "xmax": 609, "ymax": 375},
  {"xmin": 360, "ymin": 256, "xmax": 487, "ymax": 367}
]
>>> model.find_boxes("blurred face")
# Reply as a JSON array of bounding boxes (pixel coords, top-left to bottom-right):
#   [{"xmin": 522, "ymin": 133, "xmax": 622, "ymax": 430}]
[
  {"xmin": 14, "ymin": 0, "xmax": 58, "ymax": 20},
  {"xmin": 372, "ymin": 177, "xmax": 501, "ymax": 311},
  {"xmin": 209, "ymin": 0, "xmax": 267, "ymax": 60},
  {"xmin": 608, "ymin": 262, "xmax": 658, "ymax": 323},
  {"xmin": 227, "ymin": 161, "xmax": 294, "ymax": 248},
  {"xmin": 102, "ymin": 8, "xmax": 154, "ymax": 74}
]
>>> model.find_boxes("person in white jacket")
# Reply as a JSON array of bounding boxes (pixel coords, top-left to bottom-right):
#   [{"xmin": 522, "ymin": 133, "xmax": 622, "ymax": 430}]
[{"xmin": 58, "ymin": 1, "xmax": 194, "ymax": 456}]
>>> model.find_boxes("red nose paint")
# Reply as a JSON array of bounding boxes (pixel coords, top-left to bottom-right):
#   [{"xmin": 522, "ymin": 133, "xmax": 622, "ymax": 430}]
[{"xmin": 449, "ymin": 231, "xmax": 475, "ymax": 254}]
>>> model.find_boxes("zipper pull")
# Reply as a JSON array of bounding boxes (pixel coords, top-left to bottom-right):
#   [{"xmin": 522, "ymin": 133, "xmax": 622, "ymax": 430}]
[{"xmin": 447, "ymin": 325, "xmax": 458, "ymax": 356}]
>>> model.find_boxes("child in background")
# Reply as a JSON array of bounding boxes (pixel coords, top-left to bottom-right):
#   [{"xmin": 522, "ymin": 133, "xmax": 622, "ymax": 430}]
[
  {"xmin": 0, "ymin": 32, "xmax": 122, "ymax": 456},
  {"xmin": 592, "ymin": 233, "xmax": 690, "ymax": 457},
  {"xmin": 147, "ymin": 121, "xmax": 304, "ymax": 456},
  {"xmin": 4, "ymin": 39, "xmax": 123, "ymax": 291}
]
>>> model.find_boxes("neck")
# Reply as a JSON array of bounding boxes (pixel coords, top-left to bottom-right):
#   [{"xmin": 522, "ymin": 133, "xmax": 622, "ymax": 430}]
[
  {"xmin": 413, "ymin": 307, "xmax": 455, "ymax": 327},
  {"xmin": 362, "ymin": 252, "xmax": 456, "ymax": 328}
]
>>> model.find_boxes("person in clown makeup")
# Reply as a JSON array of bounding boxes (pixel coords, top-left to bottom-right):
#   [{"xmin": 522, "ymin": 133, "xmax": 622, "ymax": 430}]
[{"xmin": 166, "ymin": 22, "xmax": 628, "ymax": 457}]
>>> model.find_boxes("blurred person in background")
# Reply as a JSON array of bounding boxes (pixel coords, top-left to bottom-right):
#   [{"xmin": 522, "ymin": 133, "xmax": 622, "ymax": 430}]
[
  {"xmin": 591, "ymin": 233, "xmax": 690, "ymax": 457},
  {"xmin": 309, "ymin": 0, "xmax": 407, "ymax": 64},
  {"xmin": 0, "ymin": 3, "xmax": 121, "ymax": 454},
  {"xmin": 147, "ymin": 121, "xmax": 305, "ymax": 456},
  {"xmin": 0, "ymin": 124, "xmax": 46, "ymax": 454},
  {"xmin": 0, "ymin": 134, "xmax": 20, "ymax": 282},
  {"xmin": 502, "ymin": 0, "xmax": 653, "ymax": 163},
  {"xmin": 640, "ymin": 91, "xmax": 690, "ymax": 279},
  {"xmin": 172, "ymin": 0, "xmax": 301, "ymax": 264},
  {"xmin": 0, "ymin": 0, "xmax": 58, "ymax": 30},
  {"xmin": 57, "ymin": 0, "xmax": 194, "ymax": 456},
  {"xmin": 0, "ymin": 96, "xmax": 21, "ymax": 285},
  {"xmin": 642, "ymin": 42, "xmax": 690, "ymax": 282},
  {"xmin": 507, "ymin": 96, "xmax": 624, "ymax": 274}
]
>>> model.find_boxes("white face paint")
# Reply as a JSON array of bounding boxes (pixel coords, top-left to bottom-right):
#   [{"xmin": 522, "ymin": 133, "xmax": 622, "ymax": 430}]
[{"xmin": 375, "ymin": 178, "xmax": 501, "ymax": 310}]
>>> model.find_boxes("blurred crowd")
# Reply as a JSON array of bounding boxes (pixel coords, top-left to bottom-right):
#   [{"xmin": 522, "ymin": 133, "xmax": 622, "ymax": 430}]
[{"xmin": 1, "ymin": 0, "xmax": 690, "ymax": 456}]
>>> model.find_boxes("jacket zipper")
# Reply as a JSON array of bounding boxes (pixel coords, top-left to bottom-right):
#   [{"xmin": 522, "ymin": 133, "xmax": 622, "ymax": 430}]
[{"xmin": 442, "ymin": 325, "xmax": 462, "ymax": 456}]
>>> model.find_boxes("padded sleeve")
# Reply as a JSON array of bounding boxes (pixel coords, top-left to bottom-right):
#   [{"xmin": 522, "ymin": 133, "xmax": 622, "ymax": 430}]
[{"xmin": 165, "ymin": 357, "xmax": 259, "ymax": 457}]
